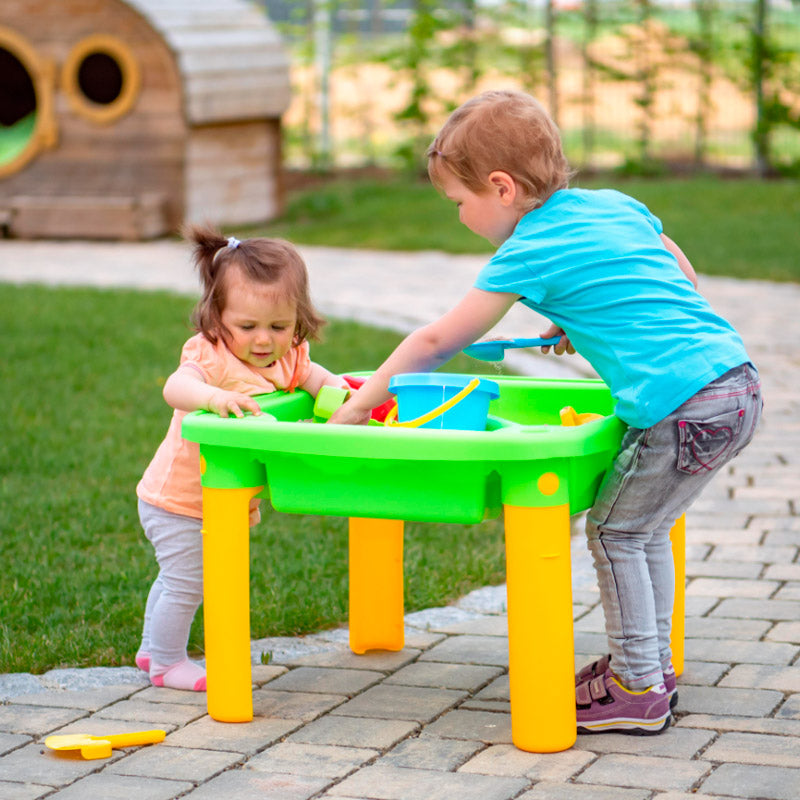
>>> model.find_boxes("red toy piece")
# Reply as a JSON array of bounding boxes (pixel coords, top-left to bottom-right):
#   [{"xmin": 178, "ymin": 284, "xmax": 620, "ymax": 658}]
[{"xmin": 343, "ymin": 375, "xmax": 395, "ymax": 422}]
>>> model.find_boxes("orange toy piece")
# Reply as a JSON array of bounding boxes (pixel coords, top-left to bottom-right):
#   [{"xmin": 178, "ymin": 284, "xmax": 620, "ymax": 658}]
[{"xmin": 560, "ymin": 406, "xmax": 604, "ymax": 427}]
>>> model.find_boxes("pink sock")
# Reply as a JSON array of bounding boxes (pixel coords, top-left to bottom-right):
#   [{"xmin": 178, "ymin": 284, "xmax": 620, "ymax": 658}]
[
  {"xmin": 150, "ymin": 659, "xmax": 206, "ymax": 691},
  {"xmin": 135, "ymin": 651, "xmax": 151, "ymax": 673}
]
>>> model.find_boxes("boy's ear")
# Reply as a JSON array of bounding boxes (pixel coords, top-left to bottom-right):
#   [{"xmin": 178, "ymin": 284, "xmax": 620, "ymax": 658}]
[{"xmin": 488, "ymin": 171, "xmax": 517, "ymax": 207}]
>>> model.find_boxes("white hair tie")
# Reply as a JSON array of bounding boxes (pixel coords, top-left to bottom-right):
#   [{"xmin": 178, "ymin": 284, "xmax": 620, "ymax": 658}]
[{"xmin": 227, "ymin": 236, "xmax": 241, "ymax": 249}]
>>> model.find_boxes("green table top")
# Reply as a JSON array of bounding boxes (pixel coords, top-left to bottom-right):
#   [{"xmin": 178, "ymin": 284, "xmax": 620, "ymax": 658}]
[{"xmin": 182, "ymin": 374, "xmax": 625, "ymax": 523}]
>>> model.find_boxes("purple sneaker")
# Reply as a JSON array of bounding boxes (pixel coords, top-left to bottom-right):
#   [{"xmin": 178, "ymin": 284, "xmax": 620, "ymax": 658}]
[
  {"xmin": 576, "ymin": 672, "xmax": 672, "ymax": 735},
  {"xmin": 576, "ymin": 654, "xmax": 678, "ymax": 710}
]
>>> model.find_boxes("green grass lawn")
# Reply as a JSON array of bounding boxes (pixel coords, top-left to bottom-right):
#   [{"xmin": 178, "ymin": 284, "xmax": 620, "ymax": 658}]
[
  {"xmin": 250, "ymin": 173, "xmax": 800, "ymax": 283},
  {"xmin": 0, "ymin": 283, "xmax": 506, "ymax": 674},
  {"xmin": 4, "ymin": 172, "xmax": 797, "ymax": 675}
]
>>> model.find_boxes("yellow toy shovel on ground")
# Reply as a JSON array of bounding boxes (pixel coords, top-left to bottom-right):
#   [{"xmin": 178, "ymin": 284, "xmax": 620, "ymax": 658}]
[{"xmin": 44, "ymin": 729, "xmax": 165, "ymax": 759}]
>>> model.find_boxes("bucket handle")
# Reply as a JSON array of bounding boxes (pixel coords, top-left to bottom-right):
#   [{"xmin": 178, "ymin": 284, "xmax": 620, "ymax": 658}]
[{"xmin": 384, "ymin": 378, "xmax": 481, "ymax": 428}]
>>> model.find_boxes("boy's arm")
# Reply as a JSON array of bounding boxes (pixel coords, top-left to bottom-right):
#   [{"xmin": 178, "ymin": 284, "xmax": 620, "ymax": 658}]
[
  {"xmin": 163, "ymin": 365, "xmax": 262, "ymax": 418},
  {"xmin": 661, "ymin": 233, "xmax": 698, "ymax": 288},
  {"xmin": 329, "ymin": 288, "xmax": 518, "ymax": 425},
  {"xmin": 298, "ymin": 362, "xmax": 350, "ymax": 399}
]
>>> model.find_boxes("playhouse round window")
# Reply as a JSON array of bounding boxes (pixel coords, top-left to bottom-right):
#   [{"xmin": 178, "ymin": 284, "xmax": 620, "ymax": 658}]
[
  {"xmin": 63, "ymin": 35, "xmax": 140, "ymax": 124},
  {"xmin": 0, "ymin": 46, "xmax": 36, "ymax": 165},
  {"xmin": 77, "ymin": 51, "xmax": 124, "ymax": 105},
  {"xmin": 0, "ymin": 27, "xmax": 55, "ymax": 178}
]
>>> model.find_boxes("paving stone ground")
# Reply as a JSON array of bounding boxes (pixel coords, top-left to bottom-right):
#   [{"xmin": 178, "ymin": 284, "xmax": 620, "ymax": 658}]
[{"xmin": 1, "ymin": 240, "xmax": 799, "ymax": 799}]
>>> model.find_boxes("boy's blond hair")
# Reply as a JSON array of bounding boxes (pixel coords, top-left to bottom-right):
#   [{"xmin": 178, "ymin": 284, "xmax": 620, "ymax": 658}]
[{"xmin": 427, "ymin": 90, "xmax": 572, "ymax": 212}]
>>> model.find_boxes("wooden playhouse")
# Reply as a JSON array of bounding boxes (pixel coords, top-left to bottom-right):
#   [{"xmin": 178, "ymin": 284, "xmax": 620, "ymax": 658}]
[{"xmin": 0, "ymin": 0, "xmax": 291, "ymax": 239}]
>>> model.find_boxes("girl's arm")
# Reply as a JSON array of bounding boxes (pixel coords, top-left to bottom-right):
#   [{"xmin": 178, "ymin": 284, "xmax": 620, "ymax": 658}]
[
  {"xmin": 163, "ymin": 365, "xmax": 262, "ymax": 418},
  {"xmin": 661, "ymin": 233, "xmax": 698, "ymax": 288},
  {"xmin": 298, "ymin": 362, "xmax": 350, "ymax": 399},
  {"xmin": 329, "ymin": 288, "xmax": 518, "ymax": 425}
]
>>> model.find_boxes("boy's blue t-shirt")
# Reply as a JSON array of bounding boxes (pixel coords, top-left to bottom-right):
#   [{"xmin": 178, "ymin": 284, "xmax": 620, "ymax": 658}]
[{"xmin": 474, "ymin": 188, "xmax": 750, "ymax": 428}]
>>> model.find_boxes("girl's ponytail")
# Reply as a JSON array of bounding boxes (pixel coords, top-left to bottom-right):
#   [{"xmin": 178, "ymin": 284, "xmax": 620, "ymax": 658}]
[
  {"xmin": 182, "ymin": 222, "xmax": 229, "ymax": 293},
  {"xmin": 182, "ymin": 222, "xmax": 233, "ymax": 344}
]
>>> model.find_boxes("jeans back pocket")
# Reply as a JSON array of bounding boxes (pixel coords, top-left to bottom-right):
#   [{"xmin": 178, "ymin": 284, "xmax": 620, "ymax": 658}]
[{"xmin": 677, "ymin": 408, "xmax": 744, "ymax": 475}]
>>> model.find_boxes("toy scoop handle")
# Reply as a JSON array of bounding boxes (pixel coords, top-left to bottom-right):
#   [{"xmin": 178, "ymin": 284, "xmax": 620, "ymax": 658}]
[
  {"xmin": 503, "ymin": 336, "xmax": 561, "ymax": 349},
  {"xmin": 463, "ymin": 336, "xmax": 561, "ymax": 361},
  {"xmin": 104, "ymin": 729, "xmax": 166, "ymax": 748}
]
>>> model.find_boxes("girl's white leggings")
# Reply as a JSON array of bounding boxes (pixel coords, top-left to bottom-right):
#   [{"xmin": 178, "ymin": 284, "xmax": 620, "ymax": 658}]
[{"xmin": 138, "ymin": 499, "xmax": 203, "ymax": 667}]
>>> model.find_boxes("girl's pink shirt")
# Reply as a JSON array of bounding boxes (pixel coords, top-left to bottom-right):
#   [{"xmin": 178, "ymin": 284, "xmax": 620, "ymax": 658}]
[{"xmin": 136, "ymin": 333, "xmax": 312, "ymax": 522}]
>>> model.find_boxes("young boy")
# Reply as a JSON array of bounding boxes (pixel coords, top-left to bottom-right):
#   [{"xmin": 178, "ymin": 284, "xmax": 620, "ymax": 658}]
[{"xmin": 331, "ymin": 89, "xmax": 762, "ymax": 734}]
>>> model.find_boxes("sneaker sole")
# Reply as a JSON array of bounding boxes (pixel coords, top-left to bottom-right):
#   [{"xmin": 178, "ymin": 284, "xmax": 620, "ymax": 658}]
[{"xmin": 578, "ymin": 712, "xmax": 672, "ymax": 737}]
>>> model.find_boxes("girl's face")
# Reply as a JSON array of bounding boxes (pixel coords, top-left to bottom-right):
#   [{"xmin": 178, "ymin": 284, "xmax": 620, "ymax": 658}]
[
  {"xmin": 438, "ymin": 168, "xmax": 521, "ymax": 247},
  {"xmin": 219, "ymin": 267, "xmax": 298, "ymax": 368}
]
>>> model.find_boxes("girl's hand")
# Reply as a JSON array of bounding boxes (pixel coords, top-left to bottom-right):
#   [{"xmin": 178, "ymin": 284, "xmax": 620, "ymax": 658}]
[
  {"xmin": 207, "ymin": 389, "xmax": 262, "ymax": 418},
  {"xmin": 539, "ymin": 324, "xmax": 575, "ymax": 355}
]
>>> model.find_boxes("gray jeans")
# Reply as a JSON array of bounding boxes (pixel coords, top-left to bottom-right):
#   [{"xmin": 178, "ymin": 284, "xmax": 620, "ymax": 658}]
[
  {"xmin": 138, "ymin": 499, "xmax": 204, "ymax": 667},
  {"xmin": 586, "ymin": 363, "xmax": 762, "ymax": 689}
]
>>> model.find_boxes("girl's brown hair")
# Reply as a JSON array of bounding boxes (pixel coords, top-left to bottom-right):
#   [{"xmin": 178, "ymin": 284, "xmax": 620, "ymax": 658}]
[
  {"xmin": 427, "ymin": 90, "xmax": 573, "ymax": 212},
  {"xmin": 183, "ymin": 223, "xmax": 326, "ymax": 346}
]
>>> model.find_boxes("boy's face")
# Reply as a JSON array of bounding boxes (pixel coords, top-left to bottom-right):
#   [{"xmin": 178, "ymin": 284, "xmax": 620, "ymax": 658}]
[{"xmin": 439, "ymin": 169, "xmax": 521, "ymax": 247}]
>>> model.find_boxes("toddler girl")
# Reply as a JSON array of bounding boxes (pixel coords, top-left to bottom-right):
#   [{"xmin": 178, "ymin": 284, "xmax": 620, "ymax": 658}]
[{"xmin": 135, "ymin": 224, "xmax": 346, "ymax": 690}]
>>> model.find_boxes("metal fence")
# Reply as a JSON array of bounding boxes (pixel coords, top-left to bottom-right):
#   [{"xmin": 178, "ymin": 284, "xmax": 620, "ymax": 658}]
[{"xmin": 275, "ymin": 1, "xmax": 800, "ymax": 175}]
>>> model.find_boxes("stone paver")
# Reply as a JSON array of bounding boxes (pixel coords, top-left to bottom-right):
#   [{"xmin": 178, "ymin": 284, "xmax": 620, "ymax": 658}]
[
  {"xmin": 719, "ymin": 663, "xmax": 800, "ymax": 691},
  {"xmin": 424, "ymin": 709, "xmax": 513, "ymax": 744},
  {"xmin": 572, "ymin": 727, "xmax": 716, "ymax": 759},
  {"xmin": 380, "ymin": 736, "xmax": 482, "ymax": 770},
  {"xmin": 576, "ymin": 753, "xmax": 712, "ymax": 791},
  {"xmin": 287, "ymin": 715, "xmax": 419, "ymax": 749},
  {"xmin": 46, "ymin": 774, "xmax": 194, "ymax": 800},
  {"xmin": 245, "ymin": 741, "xmax": 378, "ymax": 777},
  {"xmin": 2, "ymin": 242, "xmax": 799, "ymax": 799},
  {"xmin": 181, "ymin": 769, "xmax": 331, "ymax": 799},
  {"xmin": 677, "ymin": 712, "xmax": 800, "ymax": 736},
  {"xmin": 0, "ymin": 781, "xmax": 52, "ymax": 800},
  {"xmin": 458, "ymin": 744, "xmax": 595, "ymax": 780},
  {"xmin": 329, "ymin": 684, "xmax": 467, "ymax": 723},
  {"xmin": 700, "ymin": 763, "xmax": 800, "ymax": 799},
  {"xmin": 251, "ymin": 688, "xmax": 347, "ymax": 721},
  {"xmin": 383, "ymin": 662, "xmax": 503, "ymax": 691},
  {"xmin": 107, "ymin": 743, "xmax": 243, "ymax": 782},
  {"xmin": 702, "ymin": 731, "xmax": 800, "ymax": 768},
  {"xmin": 684, "ymin": 638, "xmax": 798, "ymax": 665},
  {"xmin": 684, "ymin": 617, "xmax": 771, "ymax": 640},
  {"xmin": 518, "ymin": 785, "xmax": 651, "ymax": 800},
  {"xmin": 164, "ymin": 715, "xmax": 300, "ymax": 753},
  {"xmin": 417, "ymin": 635, "xmax": 509, "ymax": 667},
  {"xmin": 264, "ymin": 666, "xmax": 383, "ymax": 696},
  {"xmin": 677, "ymin": 660, "xmax": 729, "ymax": 687},
  {"xmin": 327, "ymin": 763, "xmax": 528, "ymax": 800},
  {"xmin": 0, "ymin": 705, "xmax": 88, "ymax": 737},
  {"xmin": 676, "ymin": 685, "xmax": 783, "ymax": 717}
]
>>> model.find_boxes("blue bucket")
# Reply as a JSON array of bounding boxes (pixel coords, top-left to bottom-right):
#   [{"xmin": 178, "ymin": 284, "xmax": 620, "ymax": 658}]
[{"xmin": 388, "ymin": 373, "xmax": 500, "ymax": 431}]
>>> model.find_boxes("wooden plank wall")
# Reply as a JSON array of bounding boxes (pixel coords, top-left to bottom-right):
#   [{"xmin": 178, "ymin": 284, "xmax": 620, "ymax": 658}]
[{"xmin": 183, "ymin": 120, "xmax": 283, "ymax": 227}]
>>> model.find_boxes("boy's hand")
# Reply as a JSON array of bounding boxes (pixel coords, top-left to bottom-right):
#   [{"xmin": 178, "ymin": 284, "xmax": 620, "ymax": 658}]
[
  {"xmin": 538, "ymin": 324, "xmax": 575, "ymax": 355},
  {"xmin": 207, "ymin": 389, "xmax": 262, "ymax": 419},
  {"xmin": 328, "ymin": 399, "xmax": 371, "ymax": 426}
]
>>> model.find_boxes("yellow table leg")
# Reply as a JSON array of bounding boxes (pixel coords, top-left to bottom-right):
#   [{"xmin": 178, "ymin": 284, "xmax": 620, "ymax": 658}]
[
  {"xmin": 504, "ymin": 503, "xmax": 576, "ymax": 753},
  {"xmin": 669, "ymin": 514, "xmax": 686, "ymax": 678},
  {"xmin": 202, "ymin": 486, "xmax": 261, "ymax": 722},
  {"xmin": 349, "ymin": 517, "xmax": 404, "ymax": 655}
]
